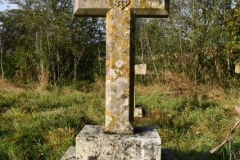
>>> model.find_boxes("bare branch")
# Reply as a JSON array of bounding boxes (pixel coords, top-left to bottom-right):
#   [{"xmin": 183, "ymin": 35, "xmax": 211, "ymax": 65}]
[{"xmin": 200, "ymin": 120, "xmax": 240, "ymax": 160}]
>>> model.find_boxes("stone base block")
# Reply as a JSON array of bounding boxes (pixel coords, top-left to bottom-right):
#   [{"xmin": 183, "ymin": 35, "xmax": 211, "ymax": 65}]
[{"xmin": 76, "ymin": 125, "xmax": 161, "ymax": 160}]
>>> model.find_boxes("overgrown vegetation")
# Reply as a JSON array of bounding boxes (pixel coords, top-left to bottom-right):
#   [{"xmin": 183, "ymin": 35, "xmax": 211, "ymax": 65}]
[
  {"xmin": 0, "ymin": 78, "xmax": 239, "ymax": 160},
  {"xmin": 0, "ymin": 0, "xmax": 239, "ymax": 86},
  {"xmin": 0, "ymin": 79, "xmax": 105, "ymax": 160}
]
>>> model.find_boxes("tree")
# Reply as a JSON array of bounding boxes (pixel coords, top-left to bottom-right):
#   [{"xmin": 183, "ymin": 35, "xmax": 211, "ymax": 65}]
[
  {"xmin": 225, "ymin": 3, "xmax": 240, "ymax": 74},
  {"xmin": 0, "ymin": 35, "xmax": 4, "ymax": 79},
  {"xmin": 135, "ymin": 0, "xmax": 235, "ymax": 86},
  {"xmin": 0, "ymin": 0, "xmax": 105, "ymax": 85},
  {"xmin": 0, "ymin": 0, "xmax": 238, "ymax": 86}
]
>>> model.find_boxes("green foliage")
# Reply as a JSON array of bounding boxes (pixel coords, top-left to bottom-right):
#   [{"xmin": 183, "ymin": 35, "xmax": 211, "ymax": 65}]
[
  {"xmin": 0, "ymin": 81, "xmax": 239, "ymax": 159},
  {"xmin": 0, "ymin": 0, "xmax": 239, "ymax": 86},
  {"xmin": 134, "ymin": 84, "xmax": 239, "ymax": 159},
  {"xmin": 135, "ymin": 0, "xmax": 239, "ymax": 86},
  {"xmin": 0, "ymin": 0, "xmax": 105, "ymax": 85},
  {"xmin": 225, "ymin": 5, "xmax": 240, "ymax": 61},
  {"xmin": 0, "ymin": 86, "xmax": 105, "ymax": 160}
]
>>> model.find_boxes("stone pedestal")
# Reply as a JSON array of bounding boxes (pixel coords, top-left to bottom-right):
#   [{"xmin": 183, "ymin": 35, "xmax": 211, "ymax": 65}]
[{"xmin": 61, "ymin": 125, "xmax": 161, "ymax": 160}]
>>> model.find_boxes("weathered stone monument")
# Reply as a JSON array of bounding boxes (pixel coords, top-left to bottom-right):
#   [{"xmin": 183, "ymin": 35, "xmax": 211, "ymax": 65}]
[
  {"xmin": 62, "ymin": 0, "xmax": 169, "ymax": 159},
  {"xmin": 134, "ymin": 64, "xmax": 147, "ymax": 117}
]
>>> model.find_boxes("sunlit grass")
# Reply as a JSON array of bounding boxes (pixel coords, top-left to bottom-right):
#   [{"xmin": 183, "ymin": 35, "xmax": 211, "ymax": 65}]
[
  {"xmin": 135, "ymin": 83, "xmax": 239, "ymax": 160},
  {"xmin": 0, "ymin": 85, "xmax": 105, "ymax": 160},
  {"xmin": 0, "ymin": 82, "xmax": 239, "ymax": 159}
]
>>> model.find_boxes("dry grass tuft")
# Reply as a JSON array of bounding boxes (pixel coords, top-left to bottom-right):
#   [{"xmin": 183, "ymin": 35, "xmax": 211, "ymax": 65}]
[{"xmin": 0, "ymin": 79, "xmax": 24, "ymax": 92}]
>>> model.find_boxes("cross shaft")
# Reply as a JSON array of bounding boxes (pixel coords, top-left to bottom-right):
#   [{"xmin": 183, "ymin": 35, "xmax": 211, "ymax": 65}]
[{"xmin": 74, "ymin": 0, "xmax": 169, "ymax": 134}]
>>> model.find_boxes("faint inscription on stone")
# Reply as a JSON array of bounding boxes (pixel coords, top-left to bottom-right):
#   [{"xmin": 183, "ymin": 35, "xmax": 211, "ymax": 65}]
[{"xmin": 113, "ymin": 0, "xmax": 130, "ymax": 9}]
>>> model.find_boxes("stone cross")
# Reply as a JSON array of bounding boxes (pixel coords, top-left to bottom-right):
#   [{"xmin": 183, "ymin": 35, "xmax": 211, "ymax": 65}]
[
  {"xmin": 134, "ymin": 64, "xmax": 147, "ymax": 118},
  {"xmin": 74, "ymin": 0, "xmax": 169, "ymax": 134}
]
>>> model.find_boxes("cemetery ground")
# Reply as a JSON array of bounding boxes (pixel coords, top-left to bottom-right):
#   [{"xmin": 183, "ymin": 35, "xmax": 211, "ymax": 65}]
[{"xmin": 0, "ymin": 77, "xmax": 240, "ymax": 160}]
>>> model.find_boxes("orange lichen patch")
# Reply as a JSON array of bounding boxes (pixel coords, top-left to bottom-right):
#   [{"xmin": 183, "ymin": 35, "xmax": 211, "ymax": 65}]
[
  {"xmin": 105, "ymin": 109, "xmax": 113, "ymax": 117},
  {"xmin": 106, "ymin": 10, "xmax": 113, "ymax": 21},
  {"xmin": 124, "ymin": 90, "xmax": 130, "ymax": 97},
  {"xmin": 139, "ymin": 1, "xmax": 149, "ymax": 7},
  {"xmin": 106, "ymin": 59, "xmax": 110, "ymax": 68},
  {"xmin": 105, "ymin": 109, "xmax": 121, "ymax": 130}
]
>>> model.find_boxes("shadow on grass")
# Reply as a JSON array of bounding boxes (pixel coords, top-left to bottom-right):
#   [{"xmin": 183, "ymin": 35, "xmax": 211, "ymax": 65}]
[
  {"xmin": 0, "ymin": 99, "xmax": 16, "ymax": 113},
  {"xmin": 0, "ymin": 130, "xmax": 9, "ymax": 141},
  {"xmin": 0, "ymin": 151, "xmax": 9, "ymax": 160},
  {"xmin": 177, "ymin": 97, "xmax": 219, "ymax": 111},
  {"xmin": 164, "ymin": 142, "xmax": 240, "ymax": 160}
]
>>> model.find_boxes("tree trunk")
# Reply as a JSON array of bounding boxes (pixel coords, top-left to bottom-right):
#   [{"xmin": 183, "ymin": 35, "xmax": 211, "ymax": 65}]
[
  {"xmin": 0, "ymin": 37, "xmax": 4, "ymax": 79},
  {"xmin": 35, "ymin": 32, "xmax": 48, "ymax": 87},
  {"xmin": 73, "ymin": 57, "xmax": 77, "ymax": 82},
  {"xmin": 98, "ymin": 46, "xmax": 102, "ymax": 75},
  {"xmin": 144, "ymin": 31, "xmax": 159, "ymax": 79},
  {"xmin": 73, "ymin": 49, "xmax": 83, "ymax": 82},
  {"xmin": 46, "ymin": 33, "xmax": 56, "ymax": 85}
]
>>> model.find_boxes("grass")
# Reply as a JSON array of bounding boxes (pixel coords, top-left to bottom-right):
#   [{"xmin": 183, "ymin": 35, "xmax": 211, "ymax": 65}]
[
  {"xmin": 134, "ymin": 83, "xmax": 240, "ymax": 160},
  {"xmin": 0, "ymin": 79, "xmax": 240, "ymax": 160},
  {"xmin": 0, "ymin": 82, "xmax": 105, "ymax": 160}
]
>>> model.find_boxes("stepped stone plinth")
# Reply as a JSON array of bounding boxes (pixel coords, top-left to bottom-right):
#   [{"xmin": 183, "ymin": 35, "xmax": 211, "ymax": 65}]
[{"xmin": 62, "ymin": 125, "xmax": 161, "ymax": 160}]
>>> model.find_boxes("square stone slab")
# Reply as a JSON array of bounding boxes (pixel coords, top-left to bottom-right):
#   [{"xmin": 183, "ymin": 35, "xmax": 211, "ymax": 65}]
[{"xmin": 75, "ymin": 125, "xmax": 161, "ymax": 160}]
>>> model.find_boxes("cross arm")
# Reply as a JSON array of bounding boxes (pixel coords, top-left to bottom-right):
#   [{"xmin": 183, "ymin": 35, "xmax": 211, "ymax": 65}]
[
  {"xmin": 74, "ymin": 0, "xmax": 170, "ymax": 18},
  {"xmin": 133, "ymin": 0, "xmax": 170, "ymax": 17},
  {"xmin": 74, "ymin": 0, "xmax": 109, "ymax": 17}
]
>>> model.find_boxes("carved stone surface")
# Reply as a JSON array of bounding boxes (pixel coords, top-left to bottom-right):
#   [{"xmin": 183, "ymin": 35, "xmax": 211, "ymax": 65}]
[
  {"xmin": 74, "ymin": 0, "xmax": 170, "ymax": 17},
  {"xmin": 76, "ymin": 125, "xmax": 161, "ymax": 160},
  {"xmin": 104, "ymin": 8, "xmax": 135, "ymax": 134},
  {"xmin": 113, "ymin": 0, "xmax": 130, "ymax": 9}
]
